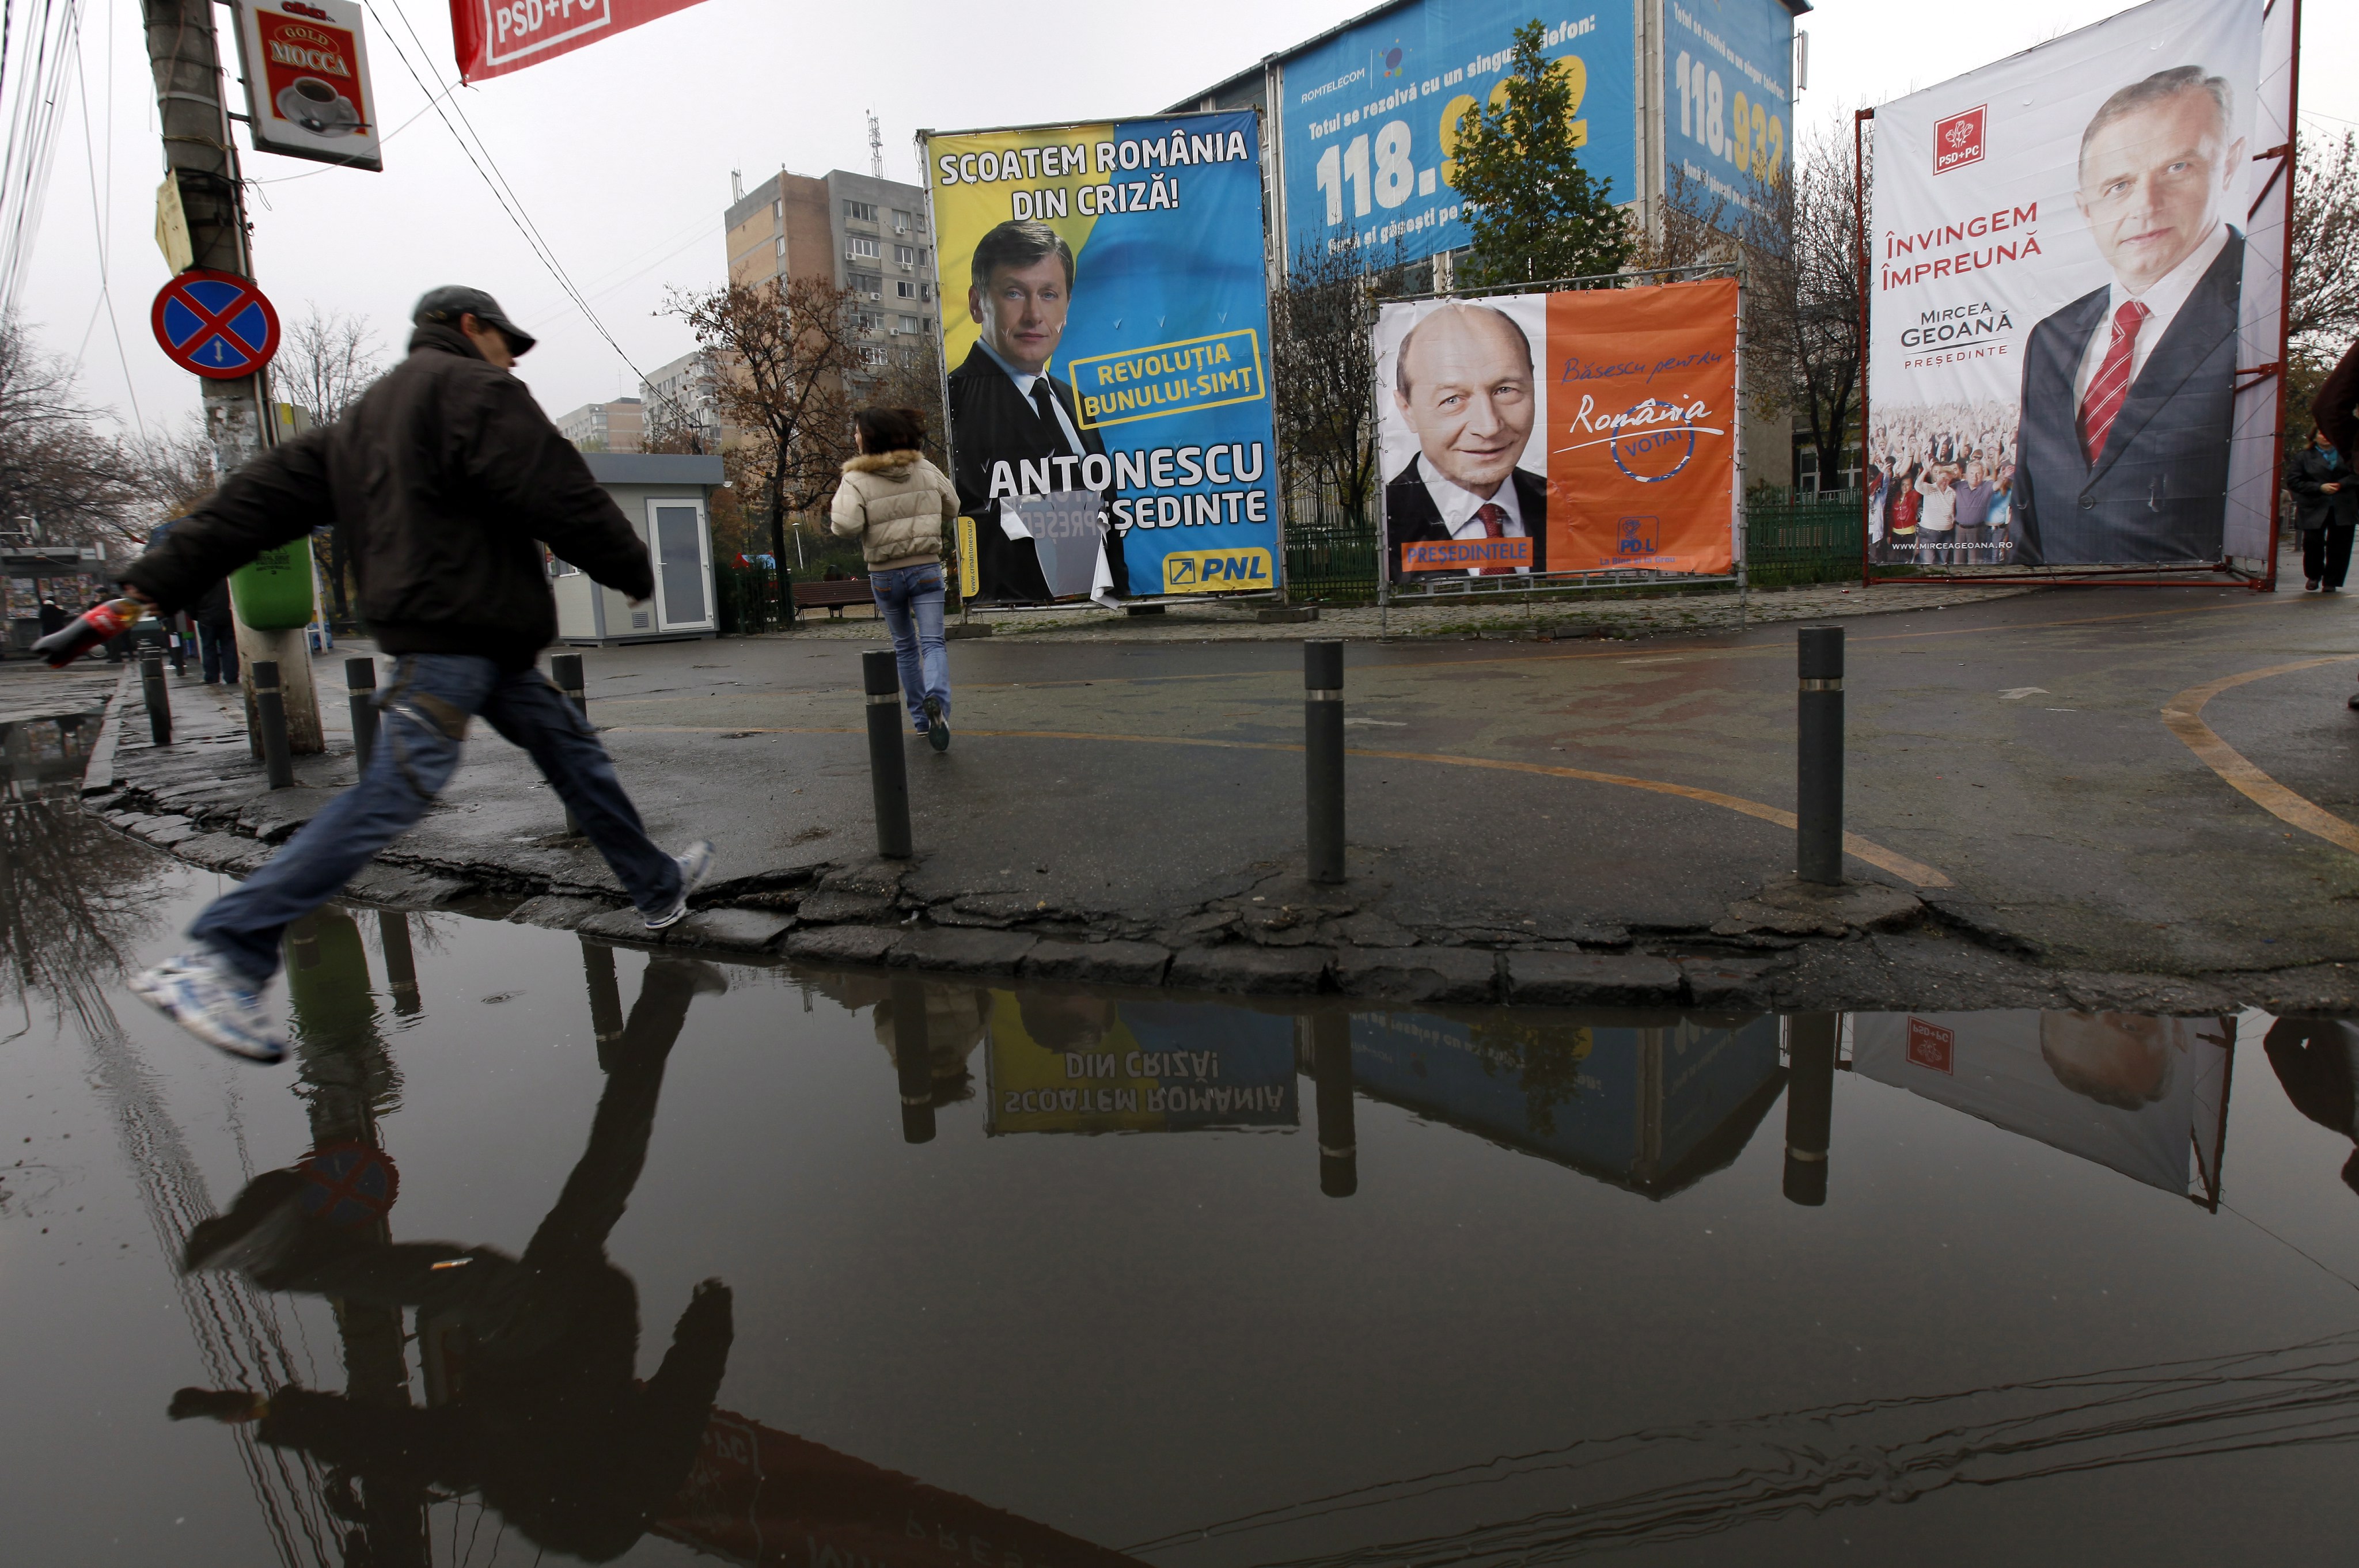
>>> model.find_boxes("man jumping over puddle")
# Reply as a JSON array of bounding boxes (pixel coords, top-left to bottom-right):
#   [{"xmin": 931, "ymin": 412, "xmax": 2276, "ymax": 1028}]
[{"xmin": 121, "ymin": 286, "xmax": 714, "ymax": 1063}]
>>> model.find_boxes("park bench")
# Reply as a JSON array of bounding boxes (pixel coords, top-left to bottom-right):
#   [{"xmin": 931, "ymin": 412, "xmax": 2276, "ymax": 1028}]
[{"xmin": 791, "ymin": 578, "xmax": 871, "ymax": 618}]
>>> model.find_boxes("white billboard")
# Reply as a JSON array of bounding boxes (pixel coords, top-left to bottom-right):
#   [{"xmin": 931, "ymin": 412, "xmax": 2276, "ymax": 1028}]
[{"xmin": 1864, "ymin": 0, "xmax": 2294, "ymax": 570}]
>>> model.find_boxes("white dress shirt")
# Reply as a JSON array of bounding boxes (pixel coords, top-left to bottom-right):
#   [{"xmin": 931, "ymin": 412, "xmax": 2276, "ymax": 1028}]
[
  {"xmin": 1417, "ymin": 454, "xmax": 1531, "ymax": 575},
  {"xmin": 2071, "ymin": 221, "xmax": 2232, "ymax": 411}
]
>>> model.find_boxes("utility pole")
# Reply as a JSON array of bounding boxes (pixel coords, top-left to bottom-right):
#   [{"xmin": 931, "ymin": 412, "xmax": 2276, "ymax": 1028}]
[{"xmin": 142, "ymin": 0, "xmax": 323, "ymax": 752}]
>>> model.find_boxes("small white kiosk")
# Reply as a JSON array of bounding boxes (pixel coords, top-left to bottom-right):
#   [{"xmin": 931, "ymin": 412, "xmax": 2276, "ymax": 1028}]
[{"xmin": 552, "ymin": 453, "xmax": 725, "ymax": 646}]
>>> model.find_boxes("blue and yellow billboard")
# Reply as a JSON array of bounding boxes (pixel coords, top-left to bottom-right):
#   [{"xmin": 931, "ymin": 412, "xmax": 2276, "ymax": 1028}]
[
  {"xmin": 1661, "ymin": 0, "xmax": 1796, "ymax": 220},
  {"xmin": 922, "ymin": 111, "xmax": 1281, "ymax": 602}
]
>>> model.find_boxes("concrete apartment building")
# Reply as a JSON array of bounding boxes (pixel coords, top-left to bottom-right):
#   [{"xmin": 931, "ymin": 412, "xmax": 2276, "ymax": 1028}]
[
  {"xmin": 723, "ymin": 168, "xmax": 937, "ymax": 373},
  {"xmin": 554, "ymin": 397, "xmax": 643, "ymax": 453},
  {"xmin": 639, "ymin": 348, "xmax": 723, "ymax": 450}
]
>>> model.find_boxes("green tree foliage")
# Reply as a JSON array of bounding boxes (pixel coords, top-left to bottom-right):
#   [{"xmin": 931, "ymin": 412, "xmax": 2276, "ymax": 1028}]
[{"xmin": 1449, "ymin": 20, "xmax": 1633, "ymax": 288}]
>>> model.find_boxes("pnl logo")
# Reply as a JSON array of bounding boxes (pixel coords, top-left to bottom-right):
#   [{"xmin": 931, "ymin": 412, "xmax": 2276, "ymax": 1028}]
[
  {"xmin": 1933, "ymin": 106, "xmax": 1985, "ymax": 175},
  {"xmin": 1163, "ymin": 547, "xmax": 1272, "ymax": 593},
  {"xmin": 1615, "ymin": 516, "xmax": 1660, "ymax": 556}
]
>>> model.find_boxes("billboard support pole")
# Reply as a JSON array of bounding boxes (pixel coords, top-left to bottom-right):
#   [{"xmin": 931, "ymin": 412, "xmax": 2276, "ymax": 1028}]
[
  {"xmin": 1855, "ymin": 108, "xmax": 1875, "ymax": 590},
  {"xmin": 1735, "ymin": 261, "xmax": 1750, "ymax": 632},
  {"xmin": 2257, "ymin": 0, "xmax": 2303, "ymax": 596}
]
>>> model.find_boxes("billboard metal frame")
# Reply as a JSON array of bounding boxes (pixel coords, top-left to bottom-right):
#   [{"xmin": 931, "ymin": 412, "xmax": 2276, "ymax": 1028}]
[{"xmin": 1852, "ymin": 0, "xmax": 2303, "ymax": 593}]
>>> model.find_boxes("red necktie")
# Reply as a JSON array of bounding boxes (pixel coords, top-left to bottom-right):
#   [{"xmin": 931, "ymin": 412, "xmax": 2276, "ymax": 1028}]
[
  {"xmin": 2078, "ymin": 300, "xmax": 2149, "ymax": 466},
  {"xmin": 1474, "ymin": 502, "xmax": 1511, "ymax": 576}
]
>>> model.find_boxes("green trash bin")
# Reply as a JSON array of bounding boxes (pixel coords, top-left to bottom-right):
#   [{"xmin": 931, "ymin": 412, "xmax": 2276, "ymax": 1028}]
[{"xmin": 229, "ymin": 538, "xmax": 317, "ymax": 632}]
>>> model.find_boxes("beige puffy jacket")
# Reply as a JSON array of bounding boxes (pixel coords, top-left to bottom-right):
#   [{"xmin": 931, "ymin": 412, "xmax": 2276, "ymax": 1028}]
[{"xmin": 828, "ymin": 450, "xmax": 959, "ymax": 571}]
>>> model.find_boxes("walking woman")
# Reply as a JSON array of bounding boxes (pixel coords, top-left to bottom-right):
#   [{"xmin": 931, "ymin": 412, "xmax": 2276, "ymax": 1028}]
[{"xmin": 830, "ymin": 406, "xmax": 961, "ymax": 750}]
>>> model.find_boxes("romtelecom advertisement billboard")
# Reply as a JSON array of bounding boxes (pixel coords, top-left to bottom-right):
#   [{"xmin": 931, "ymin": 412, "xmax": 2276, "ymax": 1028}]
[
  {"xmin": 922, "ymin": 112, "xmax": 1280, "ymax": 603},
  {"xmin": 1865, "ymin": 0, "xmax": 2294, "ymax": 569},
  {"xmin": 1373, "ymin": 279, "xmax": 1738, "ymax": 581},
  {"xmin": 1278, "ymin": 2, "xmax": 1634, "ymax": 269},
  {"xmin": 1661, "ymin": 0, "xmax": 1795, "ymax": 218}
]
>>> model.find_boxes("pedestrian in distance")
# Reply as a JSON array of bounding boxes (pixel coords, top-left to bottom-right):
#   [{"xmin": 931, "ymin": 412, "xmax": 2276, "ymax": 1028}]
[
  {"xmin": 191, "ymin": 575, "xmax": 238, "ymax": 685},
  {"xmin": 2288, "ymin": 427, "xmax": 2356, "ymax": 594},
  {"xmin": 829, "ymin": 405, "xmax": 960, "ymax": 753},
  {"xmin": 2314, "ymin": 333, "xmax": 2359, "ymax": 708},
  {"xmin": 117, "ymin": 285, "xmax": 714, "ymax": 1065}
]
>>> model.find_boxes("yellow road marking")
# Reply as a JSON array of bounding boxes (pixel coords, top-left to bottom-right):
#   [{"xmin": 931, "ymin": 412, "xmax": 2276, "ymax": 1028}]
[
  {"xmin": 606, "ymin": 723, "xmax": 1954, "ymax": 888},
  {"xmin": 2160, "ymin": 657, "xmax": 2359, "ymax": 856}
]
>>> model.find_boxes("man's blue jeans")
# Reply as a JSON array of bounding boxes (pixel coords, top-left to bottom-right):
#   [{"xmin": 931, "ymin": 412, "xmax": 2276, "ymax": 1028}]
[
  {"xmin": 868, "ymin": 563, "xmax": 950, "ymax": 729},
  {"xmin": 189, "ymin": 654, "xmax": 682, "ymax": 987}
]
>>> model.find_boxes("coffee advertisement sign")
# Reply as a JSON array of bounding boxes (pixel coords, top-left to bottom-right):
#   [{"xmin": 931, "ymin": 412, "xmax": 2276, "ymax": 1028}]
[{"xmin": 233, "ymin": 0, "xmax": 382, "ymax": 172}]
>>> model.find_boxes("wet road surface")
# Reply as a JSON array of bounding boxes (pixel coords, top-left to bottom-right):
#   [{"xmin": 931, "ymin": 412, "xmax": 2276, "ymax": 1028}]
[{"xmin": 6, "ymin": 707, "xmax": 2359, "ymax": 1565}]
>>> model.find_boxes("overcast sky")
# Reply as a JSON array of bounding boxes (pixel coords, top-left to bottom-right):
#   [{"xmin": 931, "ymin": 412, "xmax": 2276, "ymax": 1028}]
[{"xmin": 18, "ymin": 0, "xmax": 2358, "ymax": 439}]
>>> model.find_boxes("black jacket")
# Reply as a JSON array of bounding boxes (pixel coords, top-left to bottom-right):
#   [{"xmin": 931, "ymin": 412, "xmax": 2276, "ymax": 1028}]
[
  {"xmin": 122, "ymin": 324, "xmax": 652, "ymax": 669},
  {"xmin": 2318, "ymin": 336, "xmax": 2359, "ymax": 457},
  {"xmin": 1384, "ymin": 459, "xmax": 1549, "ymax": 579},
  {"xmin": 2288, "ymin": 445, "xmax": 2358, "ymax": 531},
  {"xmin": 2011, "ymin": 230, "xmax": 2242, "ymax": 566},
  {"xmin": 945, "ymin": 342, "xmax": 1129, "ymax": 601}
]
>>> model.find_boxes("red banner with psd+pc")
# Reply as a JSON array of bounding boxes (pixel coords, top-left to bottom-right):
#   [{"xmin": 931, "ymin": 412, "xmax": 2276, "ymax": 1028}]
[
  {"xmin": 451, "ymin": 0, "xmax": 710, "ymax": 81},
  {"xmin": 1374, "ymin": 278, "xmax": 1738, "ymax": 582}
]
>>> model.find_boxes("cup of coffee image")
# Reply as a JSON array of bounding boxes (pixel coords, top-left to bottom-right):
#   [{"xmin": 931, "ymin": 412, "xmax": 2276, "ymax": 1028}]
[{"xmin": 278, "ymin": 76, "xmax": 360, "ymax": 135}]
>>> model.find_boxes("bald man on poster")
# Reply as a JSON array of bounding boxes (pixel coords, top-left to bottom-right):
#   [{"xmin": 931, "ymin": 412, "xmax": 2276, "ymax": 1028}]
[
  {"xmin": 2012, "ymin": 66, "xmax": 2246, "ymax": 565},
  {"xmin": 1385, "ymin": 302, "xmax": 1549, "ymax": 579}
]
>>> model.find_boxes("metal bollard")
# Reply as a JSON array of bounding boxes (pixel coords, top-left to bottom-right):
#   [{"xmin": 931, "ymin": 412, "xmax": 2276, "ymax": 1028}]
[
  {"xmin": 581, "ymin": 938, "xmax": 626, "ymax": 1071},
  {"xmin": 253, "ymin": 659, "xmax": 294, "ymax": 789},
  {"xmin": 345, "ymin": 657, "xmax": 378, "ymax": 775},
  {"xmin": 1783, "ymin": 1012, "xmax": 1838, "ymax": 1206},
  {"xmin": 138, "ymin": 647, "xmax": 172, "ymax": 745},
  {"xmin": 1312, "ymin": 1009, "xmax": 1357, "ymax": 1197},
  {"xmin": 1305, "ymin": 639, "xmax": 1345, "ymax": 884},
  {"xmin": 551, "ymin": 653, "xmax": 589, "ymax": 836},
  {"xmin": 891, "ymin": 975, "xmax": 936, "ymax": 1144},
  {"xmin": 379, "ymin": 911, "xmax": 421, "ymax": 1017},
  {"xmin": 863, "ymin": 649, "xmax": 912, "ymax": 859},
  {"xmin": 1796, "ymin": 627, "xmax": 1844, "ymax": 886}
]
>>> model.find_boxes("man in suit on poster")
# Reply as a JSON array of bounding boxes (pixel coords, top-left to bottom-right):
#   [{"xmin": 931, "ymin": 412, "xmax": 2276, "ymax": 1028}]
[
  {"xmin": 944, "ymin": 219, "xmax": 1128, "ymax": 601},
  {"xmin": 1385, "ymin": 301, "xmax": 1549, "ymax": 579},
  {"xmin": 2012, "ymin": 66, "xmax": 2246, "ymax": 565}
]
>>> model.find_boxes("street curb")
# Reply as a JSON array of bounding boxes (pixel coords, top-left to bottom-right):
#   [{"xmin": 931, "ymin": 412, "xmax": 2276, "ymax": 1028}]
[{"xmin": 78, "ymin": 666, "xmax": 135, "ymax": 797}]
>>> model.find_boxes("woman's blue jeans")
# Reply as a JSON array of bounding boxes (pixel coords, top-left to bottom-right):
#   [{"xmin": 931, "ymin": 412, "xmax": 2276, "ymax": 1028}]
[{"xmin": 869, "ymin": 563, "xmax": 950, "ymax": 729}]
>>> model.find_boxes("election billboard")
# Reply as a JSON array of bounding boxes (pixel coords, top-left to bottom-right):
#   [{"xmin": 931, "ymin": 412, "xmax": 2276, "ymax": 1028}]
[
  {"xmin": 1374, "ymin": 278, "xmax": 1738, "ymax": 582},
  {"xmin": 450, "ymin": 0, "xmax": 712, "ymax": 81},
  {"xmin": 1661, "ymin": 0, "xmax": 1796, "ymax": 219},
  {"xmin": 1864, "ymin": 0, "xmax": 2294, "ymax": 570},
  {"xmin": 1277, "ymin": 3, "xmax": 1634, "ymax": 271},
  {"xmin": 922, "ymin": 112, "xmax": 1281, "ymax": 603}
]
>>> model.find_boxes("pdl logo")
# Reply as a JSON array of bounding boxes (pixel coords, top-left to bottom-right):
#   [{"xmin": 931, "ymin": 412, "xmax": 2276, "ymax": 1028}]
[
  {"xmin": 1616, "ymin": 515, "xmax": 1659, "ymax": 556},
  {"xmin": 1906, "ymin": 1016, "xmax": 1955, "ymax": 1075},
  {"xmin": 1934, "ymin": 106, "xmax": 1985, "ymax": 175}
]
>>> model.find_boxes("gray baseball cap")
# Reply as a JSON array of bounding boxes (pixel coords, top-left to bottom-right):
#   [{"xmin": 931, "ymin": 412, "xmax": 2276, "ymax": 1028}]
[{"xmin": 412, "ymin": 285, "xmax": 537, "ymax": 356}]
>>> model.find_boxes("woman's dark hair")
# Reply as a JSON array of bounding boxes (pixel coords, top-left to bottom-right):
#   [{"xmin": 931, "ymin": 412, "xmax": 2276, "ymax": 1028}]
[{"xmin": 855, "ymin": 405, "xmax": 926, "ymax": 454}]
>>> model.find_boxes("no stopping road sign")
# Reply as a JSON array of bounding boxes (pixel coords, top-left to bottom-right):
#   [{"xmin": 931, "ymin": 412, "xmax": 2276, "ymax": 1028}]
[{"xmin": 151, "ymin": 269, "xmax": 282, "ymax": 379}]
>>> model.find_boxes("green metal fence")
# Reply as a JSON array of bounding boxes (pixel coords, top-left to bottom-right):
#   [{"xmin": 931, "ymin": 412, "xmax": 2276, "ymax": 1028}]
[
  {"xmin": 1745, "ymin": 492, "xmax": 1865, "ymax": 587},
  {"xmin": 715, "ymin": 563, "xmax": 784, "ymax": 635}
]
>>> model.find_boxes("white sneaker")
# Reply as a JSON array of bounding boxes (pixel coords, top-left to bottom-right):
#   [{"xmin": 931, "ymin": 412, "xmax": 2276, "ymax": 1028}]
[
  {"xmin": 128, "ymin": 950, "xmax": 288, "ymax": 1064},
  {"xmin": 644, "ymin": 840, "xmax": 716, "ymax": 931}
]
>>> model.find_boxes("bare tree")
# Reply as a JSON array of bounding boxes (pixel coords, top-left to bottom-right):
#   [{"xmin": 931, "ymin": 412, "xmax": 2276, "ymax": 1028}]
[
  {"xmin": 1740, "ymin": 119, "xmax": 1867, "ymax": 497},
  {"xmin": 671, "ymin": 277, "xmax": 863, "ymax": 569},
  {"xmin": 1270, "ymin": 240, "xmax": 1412, "ymax": 534},
  {"xmin": 1626, "ymin": 164, "xmax": 1739, "ymax": 274},
  {"xmin": 2290, "ymin": 130, "xmax": 2359, "ymax": 355},
  {"xmin": 0, "ymin": 319, "xmax": 145, "ymax": 552},
  {"xmin": 274, "ymin": 305, "xmax": 385, "ymax": 426},
  {"xmin": 126, "ymin": 412, "xmax": 215, "ymax": 520}
]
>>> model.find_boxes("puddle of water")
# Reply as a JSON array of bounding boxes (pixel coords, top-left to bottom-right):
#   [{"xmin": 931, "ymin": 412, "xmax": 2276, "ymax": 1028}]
[{"xmin": 5, "ymin": 721, "xmax": 2358, "ymax": 1565}]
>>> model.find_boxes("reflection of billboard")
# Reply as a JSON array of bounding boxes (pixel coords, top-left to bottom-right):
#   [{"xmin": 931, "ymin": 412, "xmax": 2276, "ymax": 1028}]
[
  {"xmin": 1347, "ymin": 1011, "xmax": 1783, "ymax": 1197},
  {"xmin": 922, "ymin": 113, "xmax": 1280, "ymax": 603},
  {"xmin": 1276, "ymin": 1, "xmax": 1635, "ymax": 271},
  {"xmin": 983, "ymin": 992, "xmax": 1298, "ymax": 1134},
  {"xmin": 1374, "ymin": 281, "xmax": 1738, "ymax": 582},
  {"xmin": 1661, "ymin": 0, "xmax": 1796, "ymax": 221},
  {"xmin": 1864, "ymin": 0, "xmax": 2293, "ymax": 568},
  {"xmin": 1850, "ymin": 1011, "xmax": 2232, "ymax": 1201}
]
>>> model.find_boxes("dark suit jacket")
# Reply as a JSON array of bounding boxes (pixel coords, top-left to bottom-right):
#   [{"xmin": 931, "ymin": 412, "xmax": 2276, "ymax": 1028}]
[
  {"xmin": 945, "ymin": 342, "xmax": 1129, "ymax": 601},
  {"xmin": 2012, "ymin": 229, "xmax": 2243, "ymax": 565},
  {"xmin": 1384, "ymin": 460, "xmax": 1549, "ymax": 579}
]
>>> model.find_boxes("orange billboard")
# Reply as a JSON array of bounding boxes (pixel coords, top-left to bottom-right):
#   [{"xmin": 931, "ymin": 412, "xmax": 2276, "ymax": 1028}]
[{"xmin": 1374, "ymin": 278, "xmax": 1737, "ymax": 581}]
